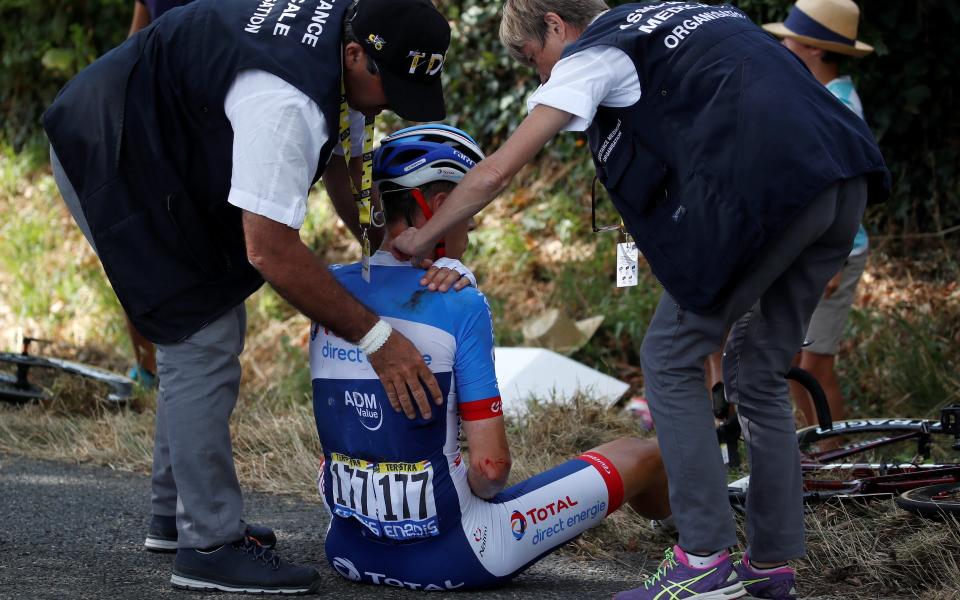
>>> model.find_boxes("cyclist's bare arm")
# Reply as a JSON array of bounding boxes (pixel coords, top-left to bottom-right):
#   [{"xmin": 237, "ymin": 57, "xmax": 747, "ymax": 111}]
[
  {"xmin": 462, "ymin": 416, "xmax": 512, "ymax": 499},
  {"xmin": 242, "ymin": 211, "xmax": 442, "ymax": 419}
]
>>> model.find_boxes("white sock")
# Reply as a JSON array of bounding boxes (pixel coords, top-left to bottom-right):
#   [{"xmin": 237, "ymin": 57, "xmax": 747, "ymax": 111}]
[{"xmin": 684, "ymin": 549, "xmax": 725, "ymax": 568}]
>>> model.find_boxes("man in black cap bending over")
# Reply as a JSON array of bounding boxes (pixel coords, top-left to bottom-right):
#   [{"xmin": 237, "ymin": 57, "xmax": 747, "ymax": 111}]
[{"xmin": 44, "ymin": 0, "xmax": 457, "ymax": 593}]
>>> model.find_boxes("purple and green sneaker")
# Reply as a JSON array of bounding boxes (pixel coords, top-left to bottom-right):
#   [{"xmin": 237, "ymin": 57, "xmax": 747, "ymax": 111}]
[
  {"xmin": 733, "ymin": 555, "xmax": 797, "ymax": 600},
  {"xmin": 614, "ymin": 545, "xmax": 747, "ymax": 599}
]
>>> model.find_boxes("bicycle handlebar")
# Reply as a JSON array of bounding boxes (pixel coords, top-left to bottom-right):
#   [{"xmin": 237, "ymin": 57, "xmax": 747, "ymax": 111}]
[{"xmin": 786, "ymin": 366, "xmax": 832, "ymax": 431}]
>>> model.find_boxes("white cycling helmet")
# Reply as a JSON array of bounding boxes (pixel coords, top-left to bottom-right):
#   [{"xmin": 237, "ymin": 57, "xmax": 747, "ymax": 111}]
[{"xmin": 372, "ymin": 124, "xmax": 485, "ymax": 189}]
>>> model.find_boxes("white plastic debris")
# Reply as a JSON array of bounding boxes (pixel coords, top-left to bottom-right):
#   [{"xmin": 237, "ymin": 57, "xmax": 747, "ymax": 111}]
[{"xmin": 493, "ymin": 347, "xmax": 629, "ymax": 417}]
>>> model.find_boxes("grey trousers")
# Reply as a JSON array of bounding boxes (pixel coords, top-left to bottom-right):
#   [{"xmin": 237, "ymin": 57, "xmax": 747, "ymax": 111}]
[
  {"xmin": 51, "ymin": 147, "xmax": 247, "ymax": 549},
  {"xmin": 153, "ymin": 306, "xmax": 247, "ymax": 548},
  {"xmin": 640, "ymin": 177, "xmax": 868, "ymax": 561}
]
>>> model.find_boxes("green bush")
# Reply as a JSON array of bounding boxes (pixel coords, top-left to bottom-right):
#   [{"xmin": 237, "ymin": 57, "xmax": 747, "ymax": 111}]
[
  {"xmin": 0, "ymin": 0, "xmax": 130, "ymax": 150},
  {"xmin": 733, "ymin": 0, "xmax": 960, "ymax": 239},
  {"xmin": 1, "ymin": 0, "xmax": 958, "ymax": 234}
]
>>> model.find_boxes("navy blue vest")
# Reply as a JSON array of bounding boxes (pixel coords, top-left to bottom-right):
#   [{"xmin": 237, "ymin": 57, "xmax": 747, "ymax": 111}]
[
  {"xmin": 43, "ymin": 0, "xmax": 348, "ymax": 343},
  {"xmin": 563, "ymin": 3, "xmax": 889, "ymax": 312}
]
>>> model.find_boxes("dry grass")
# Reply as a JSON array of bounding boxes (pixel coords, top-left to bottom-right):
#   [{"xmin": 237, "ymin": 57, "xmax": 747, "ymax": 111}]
[
  {"xmin": 802, "ymin": 503, "xmax": 960, "ymax": 598},
  {"xmin": 3, "ymin": 393, "xmax": 959, "ymax": 598},
  {"xmin": 3, "ymin": 152, "xmax": 959, "ymax": 598}
]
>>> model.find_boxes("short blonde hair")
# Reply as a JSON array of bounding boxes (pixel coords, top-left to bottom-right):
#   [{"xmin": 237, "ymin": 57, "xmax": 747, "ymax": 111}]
[{"xmin": 499, "ymin": 0, "xmax": 608, "ymax": 63}]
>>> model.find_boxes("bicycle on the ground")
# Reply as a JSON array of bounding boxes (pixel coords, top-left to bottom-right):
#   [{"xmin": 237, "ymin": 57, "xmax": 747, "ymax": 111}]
[
  {"xmin": 718, "ymin": 373, "xmax": 960, "ymax": 519},
  {"xmin": 0, "ymin": 335, "xmax": 134, "ymax": 405}
]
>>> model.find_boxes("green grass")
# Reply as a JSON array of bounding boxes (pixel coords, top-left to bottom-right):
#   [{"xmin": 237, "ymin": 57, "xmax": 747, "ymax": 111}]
[{"xmin": 0, "ymin": 146, "xmax": 125, "ymax": 352}]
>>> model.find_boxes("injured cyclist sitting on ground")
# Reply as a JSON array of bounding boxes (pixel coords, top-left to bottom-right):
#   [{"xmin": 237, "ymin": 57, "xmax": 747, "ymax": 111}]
[{"xmin": 309, "ymin": 125, "xmax": 671, "ymax": 591}]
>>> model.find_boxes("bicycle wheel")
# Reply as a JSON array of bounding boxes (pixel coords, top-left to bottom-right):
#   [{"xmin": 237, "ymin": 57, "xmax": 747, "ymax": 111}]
[
  {"xmin": 0, "ymin": 353, "xmax": 53, "ymax": 403},
  {"xmin": 797, "ymin": 417, "xmax": 960, "ymax": 504},
  {"xmin": 797, "ymin": 417, "xmax": 948, "ymax": 465},
  {"xmin": 0, "ymin": 352, "xmax": 134, "ymax": 405},
  {"xmin": 895, "ymin": 482, "xmax": 960, "ymax": 519}
]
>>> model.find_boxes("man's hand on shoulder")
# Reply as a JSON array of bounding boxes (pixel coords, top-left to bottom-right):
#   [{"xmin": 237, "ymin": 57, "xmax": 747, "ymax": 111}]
[
  {"xmin": 241, "ymin": 211, "xmax": 442, "ymax": 421},
  {"xmin": 366, "ymin": 330, "xmax": 444, "ymax": 420}
]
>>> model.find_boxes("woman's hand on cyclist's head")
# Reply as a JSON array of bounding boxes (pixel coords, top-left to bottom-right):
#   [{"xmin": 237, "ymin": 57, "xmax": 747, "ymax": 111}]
[{"xmin": 390, "ymin": 226, "xmax": 427, "ymax": 263}]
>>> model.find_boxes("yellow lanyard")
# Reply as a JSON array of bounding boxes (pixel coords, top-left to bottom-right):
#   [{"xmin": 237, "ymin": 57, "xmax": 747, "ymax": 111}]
[{"xmin": 339, "ymin": 76, "xmax": 375, "ymax": 280}]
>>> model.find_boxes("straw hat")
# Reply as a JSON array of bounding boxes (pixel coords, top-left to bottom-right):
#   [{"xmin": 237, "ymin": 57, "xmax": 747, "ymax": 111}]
[
  {"xmin": 763, "ymin": 0, "xmax": 873, "ymax": 57},
  {"xmin": 521, "ymin": 308, "xmax": 604, "ymax": 356}
]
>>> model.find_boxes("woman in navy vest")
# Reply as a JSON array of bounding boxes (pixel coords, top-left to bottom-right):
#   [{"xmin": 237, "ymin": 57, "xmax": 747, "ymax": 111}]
[
  {"xmin": 44, "ymin": 0, "xmax": 455, "ymax": 594},
  {"xmin": 392, "ymin": 2, "xmax": 889, "ymax": 599}
]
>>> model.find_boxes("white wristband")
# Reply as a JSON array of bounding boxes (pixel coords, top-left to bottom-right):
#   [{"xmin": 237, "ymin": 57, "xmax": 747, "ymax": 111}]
[{"xmin": 358, "ymin": 319, "xmax": 392, "ymax": 355}]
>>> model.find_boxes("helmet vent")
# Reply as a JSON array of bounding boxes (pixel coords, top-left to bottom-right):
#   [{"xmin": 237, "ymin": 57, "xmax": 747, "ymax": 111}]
[
  {"xmin": 431, "ymin": 160, "xmax": 467, "ymax": 171},
  {"xmin": 390, "ymin": 149, "xmax": 427, "ymax": 164}
]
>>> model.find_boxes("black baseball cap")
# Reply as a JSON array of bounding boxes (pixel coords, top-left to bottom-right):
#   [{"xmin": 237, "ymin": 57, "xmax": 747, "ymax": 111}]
[{"xmin": 350, "ymin": 0, "xmax": 451, "ymax": 122}]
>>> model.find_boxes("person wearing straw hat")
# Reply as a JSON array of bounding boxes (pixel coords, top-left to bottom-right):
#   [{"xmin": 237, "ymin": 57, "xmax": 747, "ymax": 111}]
[
  {"xmin": 391, "ymin": 1, "xmax": 891, "ymax": 599},
  {"xmin": 763, "ymin": 0, "xmax": 875, "ymax": 436},
  {"xmin": 762, "ymin": 0, "xmax": 874, "ymax": 59}
]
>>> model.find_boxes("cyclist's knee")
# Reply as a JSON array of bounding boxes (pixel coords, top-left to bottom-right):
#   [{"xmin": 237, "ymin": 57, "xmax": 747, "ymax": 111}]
[{"xmin": 587, "ymin": 438, "xmax": 663, "ymax": 489}]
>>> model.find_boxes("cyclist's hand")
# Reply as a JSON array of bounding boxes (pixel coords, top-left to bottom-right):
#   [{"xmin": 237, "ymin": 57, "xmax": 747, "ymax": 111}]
[
  {"xmin": 366, "ymin": 330, "xmax": 442, "ymax": 420},
  {"xmin": 419, "ymin": 257, "xmax": 475, "ymax": 292},
  {"xmin": 823, "ymin": 270, "xmax": 842, "ymax": 299}
]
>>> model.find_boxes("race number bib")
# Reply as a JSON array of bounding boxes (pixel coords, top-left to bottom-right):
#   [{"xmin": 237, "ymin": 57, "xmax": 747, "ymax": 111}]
[{"xmin": 328, "ymin": 453, "xmax": 439, "ymax": 541}]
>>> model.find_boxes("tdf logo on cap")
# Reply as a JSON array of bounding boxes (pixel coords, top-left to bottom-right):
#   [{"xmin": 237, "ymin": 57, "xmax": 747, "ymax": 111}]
[
  {"xmin": 407, "ymin": 50, "xmax": 445, "ymax": 76},
  {"xmin": 367, "ymin": 33, "xmax": 386, "ymax": 50}
]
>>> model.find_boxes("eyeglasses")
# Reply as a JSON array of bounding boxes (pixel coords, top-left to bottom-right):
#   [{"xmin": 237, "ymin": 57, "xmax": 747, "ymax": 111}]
[{"xmin": 591, "ymin": 176, "xmax": 623, "ymax": 234}]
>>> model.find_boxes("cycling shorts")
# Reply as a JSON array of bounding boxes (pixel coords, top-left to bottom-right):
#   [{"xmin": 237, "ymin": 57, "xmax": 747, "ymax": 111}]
[{"xmin": 323, "ymin": 451, "xmax": 624, "ymax": 591}]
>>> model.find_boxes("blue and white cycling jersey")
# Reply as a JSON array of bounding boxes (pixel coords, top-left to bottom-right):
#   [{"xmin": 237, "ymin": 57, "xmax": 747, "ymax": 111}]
[
  {"xmin": 310, "ymin": 251, "xmax": 502, "ymax": 543},
  {"xmin": 310, "ymin": 252, "xmax": 625, "ymax": 591}
]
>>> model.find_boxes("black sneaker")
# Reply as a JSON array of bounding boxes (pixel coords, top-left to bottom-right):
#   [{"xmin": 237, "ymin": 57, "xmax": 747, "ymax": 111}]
[
  {"xmin": 145, "ymin": 515, "xmax": 277, "ymax": 553},
  {"xmin": 171, "ymin": 536, "xmax": 321, "ymax": 594}
]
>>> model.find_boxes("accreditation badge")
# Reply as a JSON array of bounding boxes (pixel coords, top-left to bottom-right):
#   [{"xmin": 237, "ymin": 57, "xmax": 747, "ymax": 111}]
[
  {"xmin": 616, "ymin": 241, "xmax": 639, "ymax": 287},
  {"xmin": 361, "ymin": 234, "xmax": 371, "ymax": 283}
]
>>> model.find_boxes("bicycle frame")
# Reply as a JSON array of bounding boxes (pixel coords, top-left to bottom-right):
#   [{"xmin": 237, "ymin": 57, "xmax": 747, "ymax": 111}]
[{"xmin": 802, "ymin": 464, "xmax": 960, "ymax": 498}]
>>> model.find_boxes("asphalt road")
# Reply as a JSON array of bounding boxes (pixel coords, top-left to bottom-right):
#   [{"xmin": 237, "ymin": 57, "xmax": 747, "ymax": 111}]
[{"xmin": 0, "ymin": 454, "xmax": 654, "ymax": 600}]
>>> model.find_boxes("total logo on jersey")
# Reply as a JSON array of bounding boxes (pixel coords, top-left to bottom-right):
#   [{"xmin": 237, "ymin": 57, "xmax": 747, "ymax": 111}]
[
  {"xmin": 344, "ymin": 390, "xmax": 383, "ymax": 431},
  {"xmin": 510, "ymin": 510, "xmax": 527, "ymax": 540},
  {"xmin": 331, "ymin": 557, "xmax": 464, "ymax": 590},
  {"xmin": 332, "ymin": 557, "xmax": 361, "ymax": 581},
  {"xmin": 509, "ymin": 495, "xmax": 607, "ymax": 546},
  {"xmin": 523, "ymin": 495, "xmax": 579, "ymax": 525}
]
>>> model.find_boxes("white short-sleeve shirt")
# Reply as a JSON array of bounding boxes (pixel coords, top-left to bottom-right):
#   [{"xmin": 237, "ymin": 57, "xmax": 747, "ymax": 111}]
[
  {"xmin": 224, "ymin": 69, "xmax": 364, "ymax": 229},
  {"xmin": 526, "ymin": 45, "xmax": 642, "ymax": 132}
]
